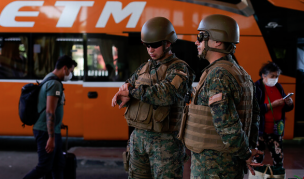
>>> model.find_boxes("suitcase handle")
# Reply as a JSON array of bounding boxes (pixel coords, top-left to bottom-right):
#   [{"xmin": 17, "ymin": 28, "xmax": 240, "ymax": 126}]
[{"xmin": 61, "ymin": 124, "xmax": 68, "ymax": 152}]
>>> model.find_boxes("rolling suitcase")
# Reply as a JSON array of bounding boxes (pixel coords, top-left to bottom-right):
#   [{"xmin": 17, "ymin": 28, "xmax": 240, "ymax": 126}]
[
  {"xmin": 43, "ymin": 125, "xmax": 77, "ymax": 179},
  {"xmin": 62, "ymin": 125, "xmax": 77, "ymax": 179}
]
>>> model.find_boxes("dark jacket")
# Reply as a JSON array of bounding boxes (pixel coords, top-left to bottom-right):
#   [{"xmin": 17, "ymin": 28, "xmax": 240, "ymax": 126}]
[{"xmin": 255, "ymin": 78, "xmax": 294, "ymax": 136}]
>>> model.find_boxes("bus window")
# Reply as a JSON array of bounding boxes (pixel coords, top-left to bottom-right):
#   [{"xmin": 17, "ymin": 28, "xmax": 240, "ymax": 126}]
[
  {"xmin": 87, "ymin": 44, "xmax": 108, "ymax": 77},
  {"xmin": 32, "ymin": 35, "xmax": 84, "ymax": 80},
  {"xmin": 0, "ymin": 36, "xmax": 28, "ymax": 79},
  {"xmin": 71, "ymin": 44, "xmax": 84, "ymax": 77},
  {"xmin": 266, "ymin": 39, "xmax": 297, "ymax": 78},
  {"xmin": 86, "ymin": 35, "xmax": 128, "ymax": 81}
]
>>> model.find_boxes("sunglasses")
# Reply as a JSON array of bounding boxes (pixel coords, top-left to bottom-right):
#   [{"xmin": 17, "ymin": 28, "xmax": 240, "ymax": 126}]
[
  {"xmin": 143, "ymin": 41, "xmax": 163, "ymax": 48},
  {"xmin": 197, "ymin": 32, "xmax": 207, "ymax": 43}
]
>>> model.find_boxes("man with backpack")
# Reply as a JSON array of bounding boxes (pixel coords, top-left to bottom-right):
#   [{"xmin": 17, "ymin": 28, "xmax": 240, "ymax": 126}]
[{"xmin": 23, "ymin": 55, "xmax": 77, "ymax": 179}]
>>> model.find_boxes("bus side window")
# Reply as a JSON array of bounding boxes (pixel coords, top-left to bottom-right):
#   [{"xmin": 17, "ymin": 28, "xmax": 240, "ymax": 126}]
[
  {"xmin": 0, "ymin": 36, "xmax": 28, "ymax": 79},
  {"xmin": 33, "ymin": 35, "xmax": 84, "ymax": 80},
  {"xmin": 87, "ymin": 36, "xmax": 128, "ymax": 82}
]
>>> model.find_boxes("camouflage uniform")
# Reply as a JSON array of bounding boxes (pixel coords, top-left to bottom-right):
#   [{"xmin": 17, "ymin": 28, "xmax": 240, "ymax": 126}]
[
  {"xmin": 129, "ymin": 129, "xmax": 185, "ymax": 179},
  {"xmin": 126, "ymin": 54, "xmax": 194, "ymax": 179},
  {"xmin": 191, "ymin": 55, "xmax": 260, "ymax": 179}
]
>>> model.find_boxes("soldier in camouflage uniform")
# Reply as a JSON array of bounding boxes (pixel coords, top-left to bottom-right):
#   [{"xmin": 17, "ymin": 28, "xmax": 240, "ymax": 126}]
[
  {"xmin": 111, "ymin": 17, "xmax": 195, "ymax": 179},
  {"xmin": 179, "ymin": 14, "xmax": 262, "ymax": 178}
]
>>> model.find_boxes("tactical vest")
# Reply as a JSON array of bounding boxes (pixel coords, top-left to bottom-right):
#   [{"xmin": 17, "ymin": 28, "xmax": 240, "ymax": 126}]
[
  {"xmin": 125, "ymin": 58, "xmax": 189, "ymax": 132},
  {"xmin": 178, "ymin": 59, "xmax": 254, "ymax": 153}
]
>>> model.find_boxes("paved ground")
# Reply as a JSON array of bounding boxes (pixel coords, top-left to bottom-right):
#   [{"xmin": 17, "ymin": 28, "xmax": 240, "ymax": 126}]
[
  {"xmin": 0, "ymin": 149, "xmax": 128, "ymax": 179},
  {"xmin": 0, "ymin": 136, "xmax": 129, "ymax": 179},
  {"xmin": 0, "ymin": 137, "xmax": 303, "ymax": 179}
]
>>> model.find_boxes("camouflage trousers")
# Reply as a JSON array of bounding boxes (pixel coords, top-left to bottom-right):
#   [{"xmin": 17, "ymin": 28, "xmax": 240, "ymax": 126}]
[
  {"xmin": 190, "ymin": 150, "xmax": 244, "ymax": 179},
  {"xmin": 128, "ymin": 128, "xmax": 186, "ymax": 179}
]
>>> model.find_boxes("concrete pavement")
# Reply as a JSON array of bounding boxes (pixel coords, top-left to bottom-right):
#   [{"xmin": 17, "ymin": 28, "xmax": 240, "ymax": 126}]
[
  {"xmin": 0, "ymin": 148, "xmax": 128, "ymax": 179},
  {"xmin": 0, "ymin": 137, "xmax": 303, "ymax": 179}
]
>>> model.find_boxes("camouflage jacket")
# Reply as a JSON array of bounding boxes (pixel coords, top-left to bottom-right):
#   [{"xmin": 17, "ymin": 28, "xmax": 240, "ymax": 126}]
[
  {"xmin": 126, "ymin": 54, "xmax": 195, "ymax": 106},
  {"xmin": 196, "ymin": 55, "xmax": 260, "ymax": 160}
]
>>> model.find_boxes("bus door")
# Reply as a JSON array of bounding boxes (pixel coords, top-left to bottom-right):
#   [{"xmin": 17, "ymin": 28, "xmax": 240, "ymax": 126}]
[{"xmin": 82, "ymin": 33, "xmax": 137, "ymax": 140}]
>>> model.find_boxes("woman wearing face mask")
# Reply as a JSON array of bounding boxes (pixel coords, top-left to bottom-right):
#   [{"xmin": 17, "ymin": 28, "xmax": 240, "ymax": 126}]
[{"xmin": 254, "ymin": 62, "xmax": 294, "ymax": 167}]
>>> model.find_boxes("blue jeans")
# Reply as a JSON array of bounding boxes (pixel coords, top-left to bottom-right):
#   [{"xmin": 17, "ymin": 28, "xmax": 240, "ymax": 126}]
[{"xmin": 23, "ymin": 130, "xmax": 65, "ymax": 179}]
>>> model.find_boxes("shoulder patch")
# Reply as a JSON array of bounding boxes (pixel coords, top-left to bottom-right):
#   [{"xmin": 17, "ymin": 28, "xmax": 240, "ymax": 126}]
[
  {"xmin": 176, "ymin": 70, "xmax": 187, "ymax": 77},
  {"xmin": 56, "ymin": 91, "xmax": 60, "ymax": 96},
  {"xmin": 171, "ymin": 75, "xmax": 183, "ymax": 89},
  {"xmin": 209, "ymin": 93, "xmax": 223, "ymax": 106}
]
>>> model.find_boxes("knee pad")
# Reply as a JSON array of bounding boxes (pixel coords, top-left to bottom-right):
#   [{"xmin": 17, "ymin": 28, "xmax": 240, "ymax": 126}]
[{"xmin": 129, "ymin": 157, "xmax": 152, "ymax": 179}]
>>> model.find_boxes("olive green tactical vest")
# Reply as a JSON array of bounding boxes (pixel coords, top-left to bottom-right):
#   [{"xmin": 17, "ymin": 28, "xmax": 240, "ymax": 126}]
[
  {"xmin": 125, "ymin": 58, "xmax": 189, "ymax": 132},
  {"xmin": 178, "ymin": 59, "xmax": 254, "ymax": 153}
]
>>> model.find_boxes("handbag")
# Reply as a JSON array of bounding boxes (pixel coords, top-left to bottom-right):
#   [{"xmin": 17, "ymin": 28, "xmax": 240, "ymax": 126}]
[
  {"xmin": 248, "ymin": 164, "xmax": 286, "ymax": 179},
  {"xmin": 264, "ymin": 83, "xmax": 284, "ymax": 135},
  {"xmin": 273, "ymin": 120, "xmax": 284, "ymax": 136}
]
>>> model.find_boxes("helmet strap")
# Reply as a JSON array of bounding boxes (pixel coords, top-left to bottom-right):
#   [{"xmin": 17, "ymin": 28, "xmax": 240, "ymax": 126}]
[
  {"xmin": 207, "ymin": 43, "xmax": 236, "ymax": 54},
  {"xmin": 199, "ymin": 40, "xmax": 236, "ymax": 60},
  {"xmin": 198, "ymin": 31, "xmax": 237, "ymax": 58},
  {"xmin": 155, "ymin": 41, "xmax": 171, "ymax": 61}
]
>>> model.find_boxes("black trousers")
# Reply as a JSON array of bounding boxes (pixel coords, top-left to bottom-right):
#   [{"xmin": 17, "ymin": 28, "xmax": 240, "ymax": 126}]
[
  {"xmin": 254, "ymin": 133, "xmax": 284, "ymax": 167},
  {"xmin": 23, "ymin": 130, "xmax": 65, "ymax": 179}
]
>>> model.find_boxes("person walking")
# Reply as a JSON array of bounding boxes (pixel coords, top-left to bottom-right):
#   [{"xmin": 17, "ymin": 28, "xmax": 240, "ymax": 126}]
[{"xmin": 23, "ymin": 55, "xmax": 77, "ymax": 179}]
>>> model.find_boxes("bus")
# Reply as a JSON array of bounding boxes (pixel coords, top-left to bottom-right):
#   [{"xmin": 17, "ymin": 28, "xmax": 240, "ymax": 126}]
[{"xmin": 0, "ymin": 0, "xmax": 303, "ymax": 141}]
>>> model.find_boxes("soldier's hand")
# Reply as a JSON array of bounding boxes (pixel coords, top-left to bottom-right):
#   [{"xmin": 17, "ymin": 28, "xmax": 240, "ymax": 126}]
[
  {"xmin": 246, "ymin": 148, "xmax": 264, "ymax": 175},
  {"xmin": 112, "ymin": 90, "xmax": 130, "ymax": 108},
  {"xmin": 111, "ymin": 91, "xmax": 120, "ymax": 107},
  {"xmin": 119, "ymin": 83, "xmax": 132, "ymax": 91},
  {"xmin": 247, "ymin": 162, "xmax": 264, "ymax": 176},
  {"xmin": 119, "ymin": 96, "xmax": 130, "ymax": 109}
]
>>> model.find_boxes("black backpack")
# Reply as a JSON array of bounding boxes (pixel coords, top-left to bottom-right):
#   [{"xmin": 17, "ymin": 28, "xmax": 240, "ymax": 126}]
[{"xmin": 18, "ymin": 76, "xmax": 62, "ymax": 127}]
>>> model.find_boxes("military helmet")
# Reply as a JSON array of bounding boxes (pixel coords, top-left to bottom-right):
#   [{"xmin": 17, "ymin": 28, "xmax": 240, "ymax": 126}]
[
  {"xmin": 197, "ymin": 14, "xmax": 239, "ymax": 43},
  {"xmin": 141, "ymin": 17, "xmax": 177, "ymax": 43}
]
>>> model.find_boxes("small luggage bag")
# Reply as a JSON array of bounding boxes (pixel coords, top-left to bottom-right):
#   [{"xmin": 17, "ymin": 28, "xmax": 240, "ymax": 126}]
[
  {"xmin": 43, "ymin": 125, "xmax": 77, "ymax": 179},
  {"xmin": 62, "ymin": 125, "xmax": 77, "ymax": 179}
]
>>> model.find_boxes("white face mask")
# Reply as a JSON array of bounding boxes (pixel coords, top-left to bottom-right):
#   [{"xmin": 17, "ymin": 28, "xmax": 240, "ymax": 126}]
[
  {"xmin": 63, "ymin": 71, "xmax": 72, "ymax": 81},
  {"xmin": 265, "ymin": 77, "xmax": 278, "ymax": 87}
]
